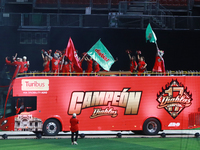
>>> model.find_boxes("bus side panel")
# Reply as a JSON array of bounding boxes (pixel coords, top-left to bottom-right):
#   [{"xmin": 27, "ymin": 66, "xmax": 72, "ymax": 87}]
[{"xmin": 13, "ymin": 76, "xmax": 199, "ymax": 132}]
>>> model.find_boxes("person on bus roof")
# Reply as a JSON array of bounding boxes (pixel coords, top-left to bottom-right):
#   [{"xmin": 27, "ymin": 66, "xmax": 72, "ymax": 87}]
[
  {"xmin": 84, "ymin": 55, "xmax": 93, "ymax": 76},
  {"xmin": 137, "ymin": 51, "xmax": 147, "ymax": 76},
  {"xmin": 44, "ymin": 50, "xmax": 61, "ymax": 74},
  {"xmin": 152, "ymin": 48, "xmax": 165, "ymax": 74},
  {"xmin": 126, "ymin": 50, "xmax": 137, "ymax": 73},
  {"xmin": 5, "ymin": 54, "xmax": 25, "ymax": 73},
  {"xmin": 41, "ymin": 49, "xmax": 51, "ymax": 73},
  {"xmin": 22, "ymin": 56, "xmax": 29, "ymax": 73}
]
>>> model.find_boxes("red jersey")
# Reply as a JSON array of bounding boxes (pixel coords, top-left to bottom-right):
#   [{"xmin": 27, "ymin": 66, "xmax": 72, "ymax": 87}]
[
  {"xmin": 94, "ymin": 61, "xmax": 100, "ymax": 73},
  {"xmin": 51, "ymin": 58, "xmax": 60, "ymax": 73},
  {"xmin": 138, "ymin": 60, "xmax": 146, "ymax": 73},
  {"xmin": 130, "ymin": 60, "xmax": 137, "ymax": 72},
  {"xmin": 23, "ymin": 61, "xmax": 29, "ymax": 72},
  {"xmin": 43, "ymin": 60, "xmax": 50, "ymax": 72},
  {"xmin": 5, "ymin": 58, "xmax": 24, "ymax": 73},
  {"xmin": 86, "ymin": 59, "xmax": 93, "ymax": 73},
  {"xmin": 152, "ymin": 56, "xmax": 165, "ymax": 73},
  {"xmin": 62, "ymin": 62, "xmax": 74, "ymax": 73},
  {"xmin": 70, "ymin": 117, "xmax": 79, "ymax": 132}
]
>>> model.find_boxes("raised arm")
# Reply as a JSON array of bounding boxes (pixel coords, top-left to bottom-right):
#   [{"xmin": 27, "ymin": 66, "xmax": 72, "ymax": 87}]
[
  {"xmin": 41, "ymin": 53, "xmax": 44, "ymax": 59},
  {"xmin": 137, "ymin": 54, "xmax": 140, "ymax": 60},
  {"xmin": 44, "ymin": 51, "xmax": 53, "ymax": 60},
  {"xmin": 128, "ymin": 53, "xmax": 131, "ymax": 60}
]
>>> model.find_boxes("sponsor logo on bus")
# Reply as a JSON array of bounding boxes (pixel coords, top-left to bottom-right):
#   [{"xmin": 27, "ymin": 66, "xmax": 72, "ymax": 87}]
[
  {"xmin": 68, "ymin": 88, "xmax": 142, "ymax": 118},
  {"xmin": 157, "ymin": 80, "xmax": 192, "ymax": 119},
  {"xmin": 21, "ymin": 79, "xmax": 49, "ymax": 91},
  {"xmin": 168, "ymin": 122, "xmax": 180, "ymax": 127}
]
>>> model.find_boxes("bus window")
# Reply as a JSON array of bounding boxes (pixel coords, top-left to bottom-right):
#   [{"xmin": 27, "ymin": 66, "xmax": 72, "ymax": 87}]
[
  {"xmin": 5, "ymin": 90, "xmax": 37, "ymax": 118},
  {"xmin": 15, "ymin": 97, "xmax": 37, "ymax": 114},
  {"xmin": 5, "ymin": 90, "xmax": 15, "ymax": 118}
]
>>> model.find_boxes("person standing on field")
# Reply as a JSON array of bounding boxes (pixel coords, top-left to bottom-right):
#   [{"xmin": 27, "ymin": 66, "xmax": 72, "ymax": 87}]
[{"xmin": 70, "ymin": 113, "xmax": 79, "ymax": 145}]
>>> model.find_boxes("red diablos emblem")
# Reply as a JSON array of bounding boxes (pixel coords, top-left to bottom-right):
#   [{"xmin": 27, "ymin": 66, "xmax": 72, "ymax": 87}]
[{"xmin": 157, "ymin": 80, "xmax": 192, "ymax": 119}]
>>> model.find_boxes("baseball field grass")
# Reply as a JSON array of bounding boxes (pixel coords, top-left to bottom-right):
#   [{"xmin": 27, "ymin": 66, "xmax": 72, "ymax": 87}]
[{"xmin": 0, "ymin": 137, "xmax": 200, "ymax": 150}]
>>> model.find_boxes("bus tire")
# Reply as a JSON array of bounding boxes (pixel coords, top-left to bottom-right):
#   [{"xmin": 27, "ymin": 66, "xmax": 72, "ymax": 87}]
[
  {"xmin": 80, "ymin": 133, "xmax": 85, "ymax": 138},
  {"xmin": 36, "ymin": 132, "xmax": 42, "ymax": 139},
  {"xmin": 117, "ymin": 133, "xmax": 122, "ymax": 138},
  {"xmin": 43, "ymin": 119, "xmax": 60, "ymax": 136},
  {"xmin": 143, "ymin": 118, "xmax": 161, "ymax": 135},
  {"xmin": 2, "ymin": 134, "xmax": 8, "ymax": 139}
]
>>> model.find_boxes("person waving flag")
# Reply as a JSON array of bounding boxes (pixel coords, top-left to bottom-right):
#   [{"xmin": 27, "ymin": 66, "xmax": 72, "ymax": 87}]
[
  {"xmin": 146, "ymin": 23, "xmax": 166, "ymax": 74},
  {"xmin": 87, "ymin": 39, "xmax": 115, "ymax": 71}
]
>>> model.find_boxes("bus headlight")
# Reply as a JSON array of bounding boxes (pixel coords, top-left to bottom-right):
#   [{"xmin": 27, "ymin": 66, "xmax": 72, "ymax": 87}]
[{"xmin": 1, "ymin": 120, "xmax": 7, "ymax": 126}]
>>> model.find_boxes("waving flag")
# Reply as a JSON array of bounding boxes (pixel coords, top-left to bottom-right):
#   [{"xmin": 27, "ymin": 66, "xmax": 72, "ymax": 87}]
[
  {"xmin": 87, "ymin": 39, "xmax": 115, "ymax": 71},
  {"xmin": 65, "ymin": 37, "xmax": 82, "ymax": 71},
  {"xmin": 146, "ymin": 23, "xmax": 157, "ymax": 43}
]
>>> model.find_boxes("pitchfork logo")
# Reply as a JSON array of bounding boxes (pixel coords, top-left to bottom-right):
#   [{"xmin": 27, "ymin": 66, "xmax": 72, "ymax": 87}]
[{"xmin": 157, "ymin": 80, "xmax": 192, "ymax": 119}]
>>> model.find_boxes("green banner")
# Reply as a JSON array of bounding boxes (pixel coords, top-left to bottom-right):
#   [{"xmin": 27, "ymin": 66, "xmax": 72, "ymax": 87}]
[
  {"xmin": 87, "ymin": 39, "xmax": 115, "ymax": 71},
  {"xmin": 146, "ymin": 23, "xmax": 157, "ymax": 43}
]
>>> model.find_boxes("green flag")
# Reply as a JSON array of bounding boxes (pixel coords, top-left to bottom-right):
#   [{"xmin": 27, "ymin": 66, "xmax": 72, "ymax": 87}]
[
  {"xmin": 146, "ymin": 23, "xmax": 157, "ymax": 43},
  {"xmin": 87, "ymin": 39, "xmax": 115, "ymax": 71}
]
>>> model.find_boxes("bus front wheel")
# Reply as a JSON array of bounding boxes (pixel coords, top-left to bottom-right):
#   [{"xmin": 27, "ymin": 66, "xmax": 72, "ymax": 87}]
[
  {"xmin": 43, "ymin": 119, "xmax": 60, "ymax": 136},
  {"xmin": 143, "ymin": 118, "xmax": 161, "ymax": 135}
]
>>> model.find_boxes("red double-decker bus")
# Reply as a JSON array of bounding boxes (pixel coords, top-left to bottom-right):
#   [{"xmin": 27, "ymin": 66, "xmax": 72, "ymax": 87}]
[{"xmin": 0, "ymin": 68, "xmax": 199, "ymax": 138}]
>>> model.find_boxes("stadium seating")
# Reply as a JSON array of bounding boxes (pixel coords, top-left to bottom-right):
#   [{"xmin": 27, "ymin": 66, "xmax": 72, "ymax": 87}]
[
  {"xmin": 158, "ymin": 0, "xmax": 188, "ymax": 6},
  {"xmin": 36, "ymin": 0, "xmax": 58, "ymax": 4},
  {"xmin": 34, "ymin": 0, "xmax": 134, "ymax": 6},
  {"xmin": 60, "ymin": 0, "xmax": 90, "ymax": 5}
]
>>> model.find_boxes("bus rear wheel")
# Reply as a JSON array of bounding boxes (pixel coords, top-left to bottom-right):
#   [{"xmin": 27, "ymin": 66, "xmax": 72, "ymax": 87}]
[
  {"xmin": 143, "ymin": 118, "xmax": 161, "ymax": 135},
  {"xmin": 43, "ymin": 119, "xmax": 60, "ymax": 136}
]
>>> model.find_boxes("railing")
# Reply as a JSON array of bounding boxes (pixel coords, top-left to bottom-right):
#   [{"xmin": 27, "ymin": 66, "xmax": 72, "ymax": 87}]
[
  {"xmin": 0, "ymin": 13, "xmax": 200, "ymax": 30},
  {"xmin": 17, "ymin": 70, "xmax": 200, "ymax": 77}
]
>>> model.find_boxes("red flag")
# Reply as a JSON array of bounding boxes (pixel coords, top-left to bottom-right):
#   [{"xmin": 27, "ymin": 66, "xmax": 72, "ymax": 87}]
[{"xmin": 65, "ymin": 37, "xmax": 82, "ymax": 72}]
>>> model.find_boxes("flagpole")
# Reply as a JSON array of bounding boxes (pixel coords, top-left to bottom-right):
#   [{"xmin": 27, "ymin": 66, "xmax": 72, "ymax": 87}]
[
  {"xmin": 155, "ymin": 41, "xmax": 159, "ymax": 51},
  {"xmin": 60, "ymin": 55, "xmax": 65, "ymax": 70}
]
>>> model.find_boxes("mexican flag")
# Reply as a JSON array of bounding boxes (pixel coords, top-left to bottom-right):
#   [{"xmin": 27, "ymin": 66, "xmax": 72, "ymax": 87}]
[
  {"xmin": 146, "ymin": 23, "xmax": 157, "ymax": 43},
  {"xmin": 87, "ymin": 39, "xmax": 115, "ymax": 71}
]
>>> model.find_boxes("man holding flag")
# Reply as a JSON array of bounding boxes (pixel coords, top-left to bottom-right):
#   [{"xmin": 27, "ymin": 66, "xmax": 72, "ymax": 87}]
[
  {"xmin": 146, "ymin": 23, "xmax": 165, "ymax": 74},
  {"xmin": 87, "ymin": 39, "xmax": 115, "ymax": 72}
]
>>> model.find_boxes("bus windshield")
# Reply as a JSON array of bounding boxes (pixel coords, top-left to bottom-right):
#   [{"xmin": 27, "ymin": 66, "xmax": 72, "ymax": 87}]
[
  {"xmin": 0, "ymin": 65, "xmax": 16, "ymax": 118},
  {"xmin": 0, "ymin": 65, "xmax": 37, "ymax": 118},
  {"xmin": 0, "ymin": 87, "xmax": 7, "ymax": 119}
]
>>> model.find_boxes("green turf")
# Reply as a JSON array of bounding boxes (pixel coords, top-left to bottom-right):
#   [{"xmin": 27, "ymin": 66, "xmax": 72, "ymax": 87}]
[{"xmin": 0, "ymin": 137, "xmax": 200, "ymax": 150}]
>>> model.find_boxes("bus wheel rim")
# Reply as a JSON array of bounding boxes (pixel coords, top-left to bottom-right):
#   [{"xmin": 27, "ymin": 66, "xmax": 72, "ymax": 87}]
[
  {"xmin": 147, "ymin": 121, "xmax": 157, "ymax": 133},
  {"xmin": 46, "ymin": 122, "xmax": 57, "ymax": 134}
]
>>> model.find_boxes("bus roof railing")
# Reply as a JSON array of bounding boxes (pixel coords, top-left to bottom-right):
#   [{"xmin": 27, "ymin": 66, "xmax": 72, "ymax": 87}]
[{"xmin": 16, "ymin": 71, "xmax": 200, "ymax": 77}]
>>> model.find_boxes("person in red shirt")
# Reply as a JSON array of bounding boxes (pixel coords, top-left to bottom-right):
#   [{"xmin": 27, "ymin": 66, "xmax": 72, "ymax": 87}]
[
  {"xmin": 85, "ymin": 55, "xmax": 93, "ymax": 76},
  {"xmin": 44, "ymin": 50, "xmax": 61, "ymax": 75},
  {"xmin": 61, "ymin": 57, "xmax": 74, "ymax": 76},
  {"xmin": 5, "ymin": 56, "xmax": 25, "ymax": 73},
  {"xmin": 127, "ymin": 52, "xmax": 137, "ymax": 73},
  {"xmin": 41, "ymin": 50, "xmax": 51, "ymax": 72},
  {"xmin": 70, "ymin": 113, "xmax": 79, "ymax": 145},
  {"xmin": 73, "ymin": 53, "xmax": 86, "ymax": 75},
  {"xmin": 94, "ymin": 61, "xmax": 100, "ymax": 73},
  {"xmin": 22, "ymin": 56, "xmax": 29, "ymax": 73},
  {"xmin": 137, "ymin": 52, "xmax": 147, "ymax": 76},
  {"xmin": 152, "ymin": 49, "xmax": 165, "ymax": 74}
]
